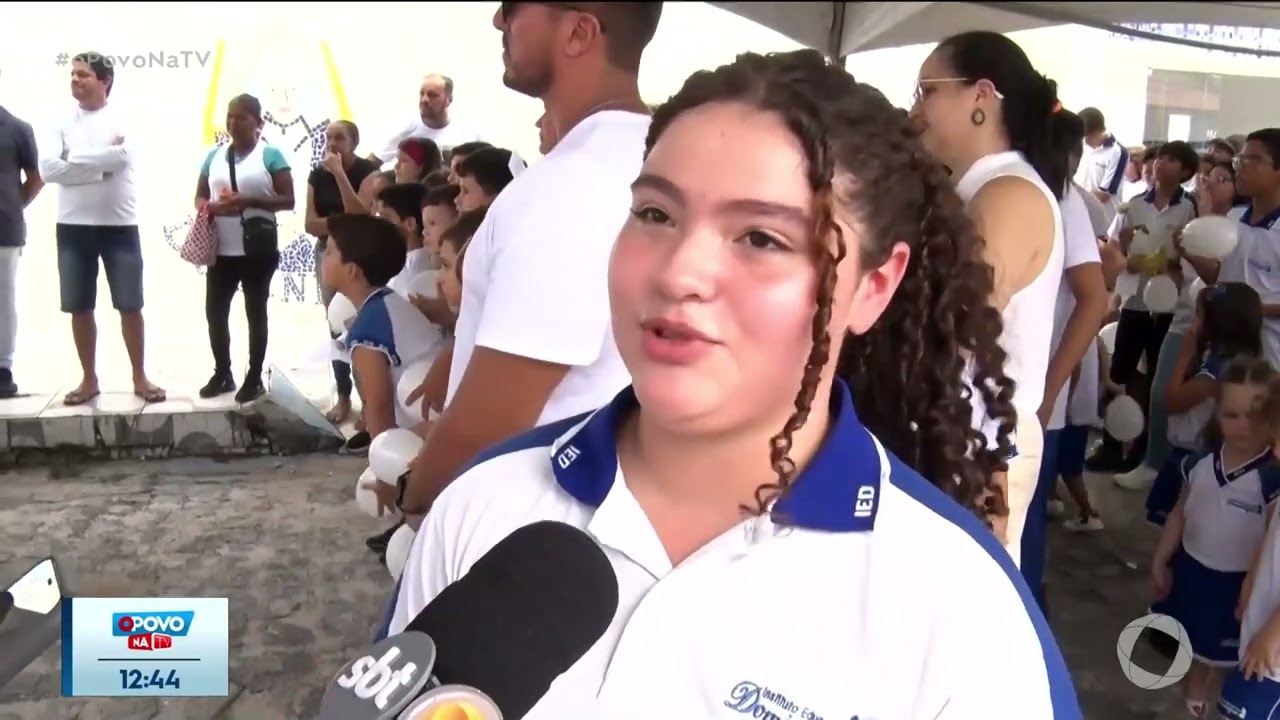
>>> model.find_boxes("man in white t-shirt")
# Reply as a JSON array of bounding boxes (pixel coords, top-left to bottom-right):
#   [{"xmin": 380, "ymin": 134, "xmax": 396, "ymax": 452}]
[
  {"xmin": 1074, "ymin": 107, "xmax": 1127, "ymax": 228},
  {"xmin": 369, "ymin": 74, "xmax": 484, "ymax": 166},
  {"xmin": 397, "ymin": 2, "xmax": 664, "ymax": 518},
  {"xmin": 38, "ymin": 52, "xmax": 165, "ymax": 406}
]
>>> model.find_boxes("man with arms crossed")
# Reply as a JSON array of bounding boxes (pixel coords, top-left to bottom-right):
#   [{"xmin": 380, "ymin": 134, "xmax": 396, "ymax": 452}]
[
  {"xmin": 0, "ymin": 98, "xmax": 43, "ymax": 398},
  {"xmin": 39, "ymin": 53, "xmax": 164, "ymax": 405},
  {"xmin": 396, "ymin": 3, "xmax": 663, "ymax": 517}
]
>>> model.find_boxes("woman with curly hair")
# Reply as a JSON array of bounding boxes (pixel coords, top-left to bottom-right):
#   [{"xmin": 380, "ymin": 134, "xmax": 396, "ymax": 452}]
[
  {"xmin": 910, "ymin": 31, "xmax": 1069, "ymax": 604},
  {"xmin": 391, "ymin": 49, "xmax": 1078, "ymax": 718}
]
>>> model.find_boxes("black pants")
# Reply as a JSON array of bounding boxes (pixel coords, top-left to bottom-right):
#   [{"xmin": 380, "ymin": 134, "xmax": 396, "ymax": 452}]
[
  {"xmin": 1109, "ymin": 309, "xmax": 1173, "ymax": 386},
  {"xmin": 206, "ymin": 253, "xmax": 277, "ymax": 377}
]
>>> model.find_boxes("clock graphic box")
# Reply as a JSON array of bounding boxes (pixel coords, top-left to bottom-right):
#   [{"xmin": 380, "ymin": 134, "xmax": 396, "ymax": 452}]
[{"xmin": 61, "ymin": 597, "xmax": 229, "ymax": 697}]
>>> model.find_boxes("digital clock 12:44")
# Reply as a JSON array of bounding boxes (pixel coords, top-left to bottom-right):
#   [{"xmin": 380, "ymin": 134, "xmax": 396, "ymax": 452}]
[{"xmin": 119, "ymin": 668, "xmax": 181, "ymax": 690}]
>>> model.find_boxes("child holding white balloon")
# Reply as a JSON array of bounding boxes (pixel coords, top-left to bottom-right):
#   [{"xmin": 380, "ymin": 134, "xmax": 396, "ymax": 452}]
[
  {"xmin": 1091, "ymin": 141, "xmax": 1201, "ymax": 474},
  {"xmin": 408, "ymin": 183, "xmax": 463, "ymax": 331},
  {"xmin": 1219, "ymin": 377, "xmax": 1280, "ymax": 719},
  {"xmin": 1146, "ymin": 283, "xmax": 1264, "ymax": 526},
  {"xmin": 1151, "ymin": 355, "xmax": 1277, "ymax": 717}
]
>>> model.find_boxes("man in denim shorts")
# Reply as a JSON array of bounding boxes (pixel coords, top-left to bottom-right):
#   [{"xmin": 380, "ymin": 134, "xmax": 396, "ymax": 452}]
[{"xmin": 39, "ymin": 52, "xmax": 164, "ymax": 404}]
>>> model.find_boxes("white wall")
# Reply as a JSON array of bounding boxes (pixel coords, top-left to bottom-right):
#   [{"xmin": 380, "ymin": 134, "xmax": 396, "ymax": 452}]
[{"xmin": 0, "ymin": 2, "xmax": 803, "ymax": 307}]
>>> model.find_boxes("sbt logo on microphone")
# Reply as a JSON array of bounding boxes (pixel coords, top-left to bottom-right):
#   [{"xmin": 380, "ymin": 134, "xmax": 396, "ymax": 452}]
[
  {"xmin": 322, "ymin": 633, "xmax": 436, "ymax": 717},
  {"xmin": 111, "ymin": 611, "xmax": 194, "ymax": 651}
]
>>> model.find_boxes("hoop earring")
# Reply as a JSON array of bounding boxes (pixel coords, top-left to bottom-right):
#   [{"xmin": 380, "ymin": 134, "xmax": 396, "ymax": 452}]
[{"xmin": 970, "ymin": 108, "xmax": 986, "ymax": 126}]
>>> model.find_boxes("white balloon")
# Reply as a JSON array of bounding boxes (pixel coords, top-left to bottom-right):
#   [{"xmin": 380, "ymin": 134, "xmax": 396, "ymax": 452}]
[
  {"xmin": 1184, "ymin": 277, "xmax": 1207, "ymax": 303},
  {"xmin": 327, "ymin": 294, "xmax": 358, "ymax": 336},
  {"xmin": 1104, "ymin": 396, "xmax": 1145, "ymax": 442},
  {"xmin": 1142, "ymin": 275, "xmax": 1179, "ymax": 313},
  {"xmin": 385, "ymin": 525, "xmax": 416, "ymax": 580},
  {"xmin": 1098, "ymin": 322, "xmax": 1119, "ymax": 355},
  {"xmin": 407, "ymin": 270, "xmax": 439, "ymax": 300},
  {"xmin": 396, "ymin": 357, "xmax": 433, "ymax": 423},
  {"xmin": 368, "ymin": 428, "xmax": 423, "ymax": 483},
  {"xmin": 1181, "ymin": 216, "xmax": 1239, "ymax": 260},
  {"xmin": 354, "ymin": 467, "xmax": 383, "ymax": 518}
]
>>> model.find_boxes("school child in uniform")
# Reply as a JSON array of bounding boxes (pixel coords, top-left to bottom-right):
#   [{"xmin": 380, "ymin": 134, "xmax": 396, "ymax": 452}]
[
  {"xmin": 1151, "ymin": 357, "xmax": 1278, "ymax": 717},
  {"xmin": 1147, "ymin": 283, "xmax": 1265, "ymax": 525},
  {"xmin": 1058, "ymin": 339, "xmax": 1103, "ymax": 530},
  {"xmin": 1220, "ymin": 377, "xmax": 1280, "ymax": 719}
]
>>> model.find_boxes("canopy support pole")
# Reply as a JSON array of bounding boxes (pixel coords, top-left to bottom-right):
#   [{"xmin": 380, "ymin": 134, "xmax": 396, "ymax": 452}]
[{"xmin": 826, "ymin": 1, "xmax": 848, "ymax": 61}]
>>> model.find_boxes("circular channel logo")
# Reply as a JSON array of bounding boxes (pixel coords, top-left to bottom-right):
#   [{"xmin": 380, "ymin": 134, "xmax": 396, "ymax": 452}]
[{"xmin": 1116, "ymin": 613, "xmax": 1193, "ymax": 690}]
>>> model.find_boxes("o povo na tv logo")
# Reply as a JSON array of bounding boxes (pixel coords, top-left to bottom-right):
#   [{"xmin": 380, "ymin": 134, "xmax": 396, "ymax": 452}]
[
  {"xmin": 1116, "ymin": 612, "xmax": 1193, "ymax": 690},
  {"xmin": 111, "ymin": 611, "xmax": 194, "ymax": 651}
]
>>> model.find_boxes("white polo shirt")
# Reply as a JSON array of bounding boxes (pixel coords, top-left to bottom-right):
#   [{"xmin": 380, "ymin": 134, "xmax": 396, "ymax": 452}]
[
  {"xmin": 1109, "ymin": 187, "xmax": 1197, "ymax": 312},
  {"xmin": 446, "ymin": 111, "xmax": 645, "ymax": 423},
  {"xmin": 1046, "ymin": 186, "xmax": 1103, "ymax": 431},
  {"xmin": 1075, "ymin": 135, "xmax": 1128, "ymax": 226},
  {"xmin": 1182, "ymin": 449, "xmax": 1280, "ymax": 573},
  {"xmin": 391, "ymin": 381, "xmax": 1081, "ymax": 719},
  {"xmin": 1217, "ymin": 204, "xmax": 1280, "ymax": 366}
]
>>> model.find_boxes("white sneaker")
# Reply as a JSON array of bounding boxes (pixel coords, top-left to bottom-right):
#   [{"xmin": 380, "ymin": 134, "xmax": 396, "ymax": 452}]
[
  {"xmin": 1114, "ymin": 464, "xmax": 1159, "ymax": 490},
  {"xmin": 1046, "ymin": 499, "xmax": 1066, "ymax": 518},
  {"xmin": 1063, "ymin": 515, "xmax": 1104, "ymax": 532}
]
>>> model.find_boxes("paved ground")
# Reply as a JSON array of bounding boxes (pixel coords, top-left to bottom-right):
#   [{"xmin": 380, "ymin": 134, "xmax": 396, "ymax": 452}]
[{"xmin": 0, "ymin": 455, "xmax": 1188, "ymax": 719}]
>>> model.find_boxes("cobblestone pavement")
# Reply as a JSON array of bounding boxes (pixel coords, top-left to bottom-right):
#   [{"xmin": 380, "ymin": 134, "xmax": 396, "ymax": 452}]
[{"xmin": 0, "ymin": 456, "xmax": 1188, "ymax": 719}]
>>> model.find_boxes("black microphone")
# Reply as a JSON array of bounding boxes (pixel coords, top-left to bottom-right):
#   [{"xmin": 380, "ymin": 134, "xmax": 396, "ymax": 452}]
[{"xmin": 320, "ymin": 520, "xmax": 619, "ymax": 719}]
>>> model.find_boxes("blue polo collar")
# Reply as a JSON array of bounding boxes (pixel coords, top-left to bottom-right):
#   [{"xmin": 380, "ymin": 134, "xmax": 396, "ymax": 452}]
[
  {"xmin": 548, "ymin": 379, "xmax": 883, "ymax": 532},
  {"xmin": 1142, "ymin": 185, "xmax": 1188, "ymax": 206},
  {"xmin": 1242, "ymin": 203, "xmax": 1280, "ymax": 229}
]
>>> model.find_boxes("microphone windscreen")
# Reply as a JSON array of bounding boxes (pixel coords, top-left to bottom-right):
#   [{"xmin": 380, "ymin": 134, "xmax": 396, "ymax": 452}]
[{"xmin": 404, "ymin": 520, "xmax": 618, "ymax": 716}]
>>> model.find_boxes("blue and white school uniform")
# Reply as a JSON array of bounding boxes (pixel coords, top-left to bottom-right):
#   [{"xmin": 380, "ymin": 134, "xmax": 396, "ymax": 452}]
[
  {"xmin": 344, "ymin": 287, "xmax": 446, "ymax": 428},
  {"xmin": 1218, "ymin": 204, "xmax": 1280, "ymax": 367},
  {"xmin": 386, "ymin": 380, "xmax": 1082, "ymax": 719},
  {"xmin": 1157, "ymin": 449, "xmax": 1279, "ymax": 666},
  {"xmin": 1146, "ymin": 353, "xmax": 1228, "ymax": 525},
  {"xmin": 1221, "ymin": 487, "xmax": 1280, "ymax": 719}
]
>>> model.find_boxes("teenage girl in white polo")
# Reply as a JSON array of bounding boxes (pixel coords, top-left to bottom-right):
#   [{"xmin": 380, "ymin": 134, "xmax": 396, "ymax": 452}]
[{"xmin": 392, "ymin": 50, "xmax": 1080, "ymax": 719}]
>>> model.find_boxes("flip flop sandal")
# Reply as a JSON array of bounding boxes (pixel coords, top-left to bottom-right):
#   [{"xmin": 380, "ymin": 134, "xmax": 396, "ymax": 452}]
[
  {"xmin": 134, "ymin": 387, "xmax": 167, "ymax": 403},
  {"xmin": 1186, "ymin": 699, "xmax": 1207, "ymax": 718},
  {"xmin": 63, "ymin": 389, "xmax": 100, "ymax": 406}
]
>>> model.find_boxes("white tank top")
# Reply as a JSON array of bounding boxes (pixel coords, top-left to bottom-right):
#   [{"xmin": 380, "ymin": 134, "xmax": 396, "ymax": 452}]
[{"xmin": 955, "ymin": 151, "xmax": 1065, "ymax": 444}]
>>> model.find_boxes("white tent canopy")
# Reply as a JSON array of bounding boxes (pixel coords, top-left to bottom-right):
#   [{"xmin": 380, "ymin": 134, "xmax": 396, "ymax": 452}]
[{"xmin": 711, "ymin": 2, "xmax": 1280, "ymax": 58}]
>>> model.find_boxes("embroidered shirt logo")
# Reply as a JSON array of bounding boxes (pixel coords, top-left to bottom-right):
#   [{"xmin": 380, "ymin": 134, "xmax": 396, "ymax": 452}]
[{"xmin": 723, "ymin": 681, "xmax": 832, "ymax": 720}]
